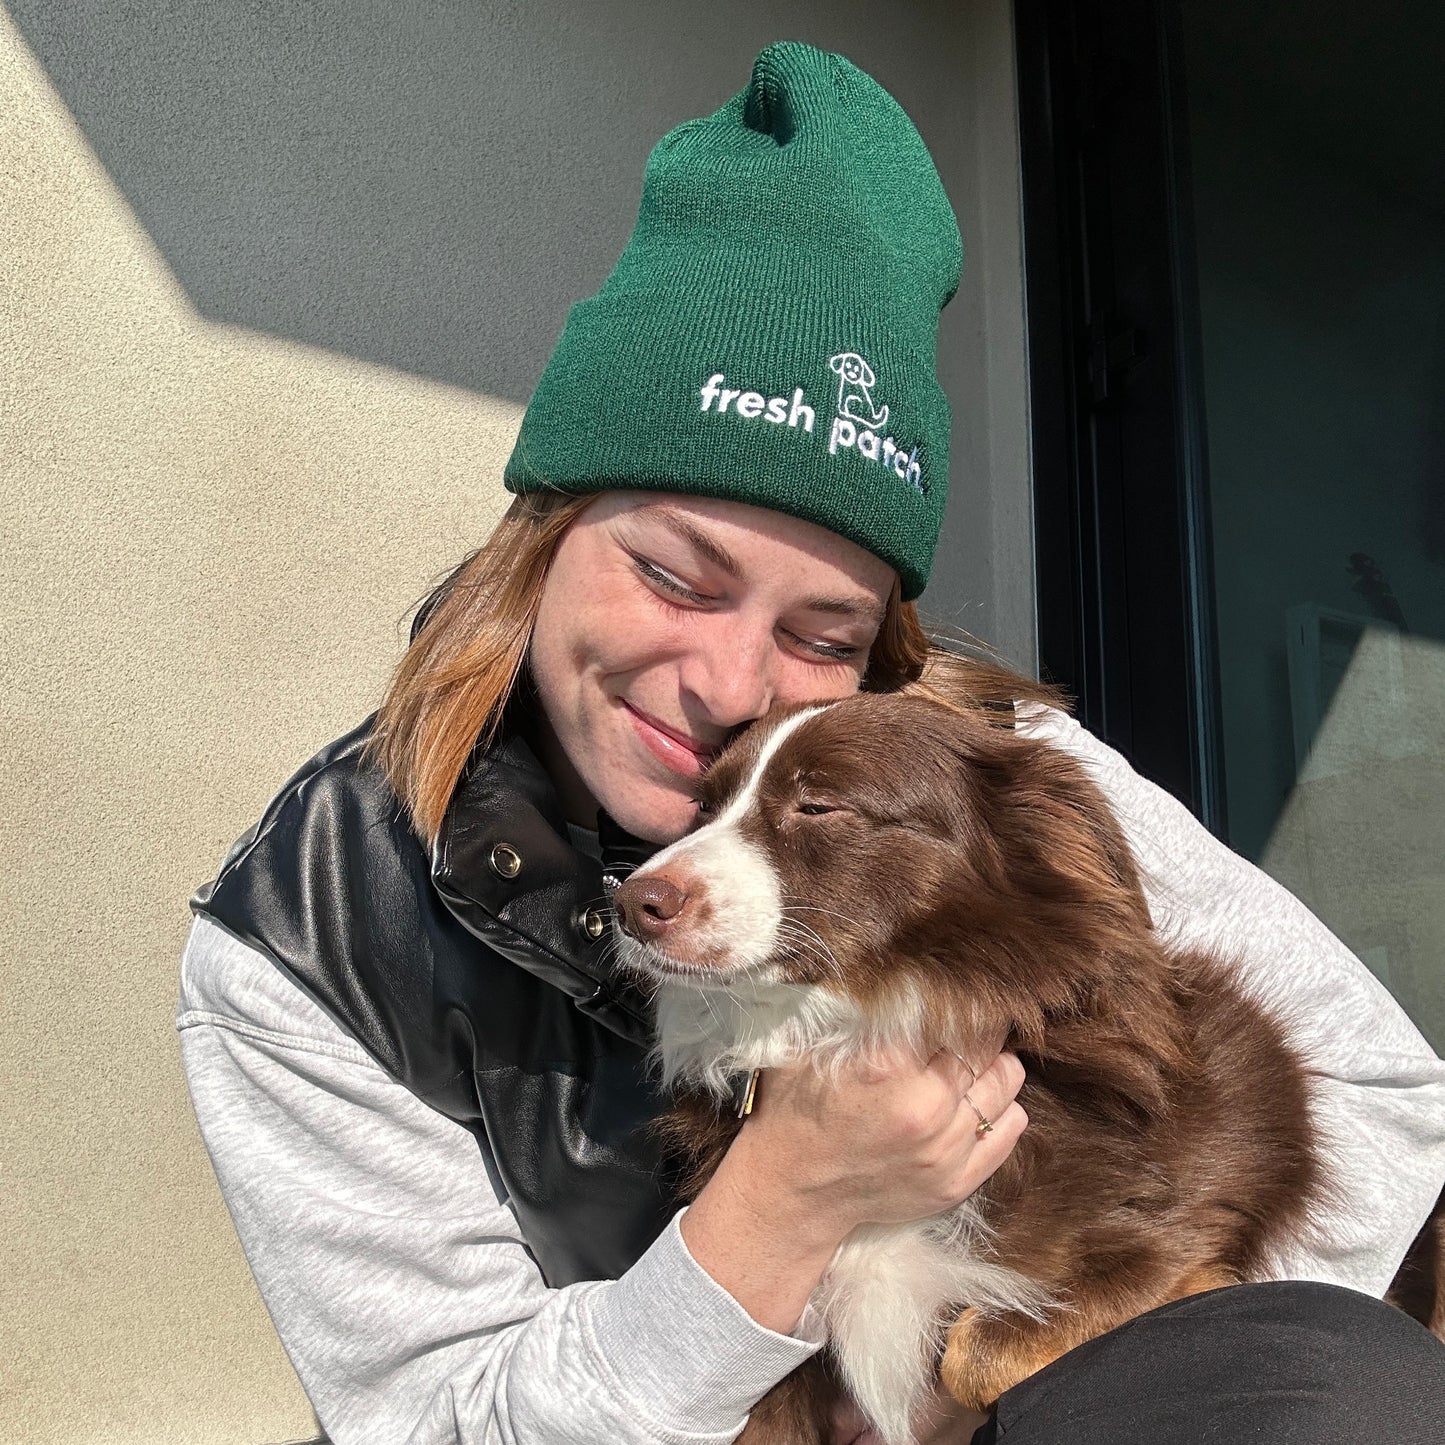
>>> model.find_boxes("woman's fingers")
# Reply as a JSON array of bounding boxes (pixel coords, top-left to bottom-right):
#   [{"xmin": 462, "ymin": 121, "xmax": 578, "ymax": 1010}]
[
  {"xmin": 969, "ymin": 1049, "xmax": 1026, "ymax": 1122},
  {"xmin": 737, "ymin": 1043, "xmax": 1029, "ymax": 1233},
  {"xmin": 960, "ymin": 1099, "xmax": 1028, "ymax": 1185},
  {"xmin": 931, "ymin": 1047, "xmax": 1025, "ymax": 1120},
  {"xmin": 925, "ymin": 1047, "xmax": 1028, "ymax": 1201}
]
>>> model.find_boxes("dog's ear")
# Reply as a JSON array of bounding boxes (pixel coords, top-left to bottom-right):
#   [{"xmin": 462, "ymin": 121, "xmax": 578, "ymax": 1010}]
[
  {"xmin": 1002, "ymin": 740, "xmax": 1150, "ymax": 927},
  {"xmin": 896, "ymin": 646, "xmax": 1140, "ymax": 916},
  {"xmin": 905, "ymin": 657, "xmax": 1148, "ymax": 928}
]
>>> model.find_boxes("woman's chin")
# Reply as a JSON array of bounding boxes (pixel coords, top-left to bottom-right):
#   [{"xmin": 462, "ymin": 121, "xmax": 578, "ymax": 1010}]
[{"xmin": 595, "ymin": 779, "xmax": 700, "ymax": 846}]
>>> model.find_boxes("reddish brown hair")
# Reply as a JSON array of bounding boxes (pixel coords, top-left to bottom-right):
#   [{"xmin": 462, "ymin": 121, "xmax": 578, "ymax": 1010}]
[{"xmin": 364, "ymin": 489, "xmax": 1064, "ymax": 847}]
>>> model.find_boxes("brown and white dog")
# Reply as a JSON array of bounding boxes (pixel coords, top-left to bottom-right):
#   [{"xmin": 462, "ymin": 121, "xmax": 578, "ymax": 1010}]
[{"xmin": 611, "ymin": 660, "xmax": 1430, "ymax": 1445}]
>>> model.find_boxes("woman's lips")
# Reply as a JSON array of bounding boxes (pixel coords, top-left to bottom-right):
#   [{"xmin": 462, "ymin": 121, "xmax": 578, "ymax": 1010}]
[{"xmin": 622, "ymin": 702, "xmax": 718, "ymax": 779}]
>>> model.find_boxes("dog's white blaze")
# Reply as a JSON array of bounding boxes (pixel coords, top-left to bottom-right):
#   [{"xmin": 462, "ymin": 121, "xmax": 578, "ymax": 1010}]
[
  {"xmin": 711, "ymin": 704, "xmax": 827, "ymax": 831},
  {"xmin": 623, "ymin": 706, "xmax": 828, "ymax": 983},
  {"xmin": 629, "ymin": 703, "xmax": 1054, "ymax": 1444}
]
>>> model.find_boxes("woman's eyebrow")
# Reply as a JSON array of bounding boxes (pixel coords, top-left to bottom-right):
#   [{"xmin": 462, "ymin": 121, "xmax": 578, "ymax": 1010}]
[
  {"xmin": 799, "ymin": 594, "xmax": 886, "ymax": 624},
  {"xmin": 648, "ymin": 506, "xmax": 745, "ymax": 578}
]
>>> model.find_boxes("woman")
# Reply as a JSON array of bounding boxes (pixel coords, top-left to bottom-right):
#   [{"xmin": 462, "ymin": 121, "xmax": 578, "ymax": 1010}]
[{"xmin": 179, "ymin": 42, "xmax": 1445, "ymax": 1445}]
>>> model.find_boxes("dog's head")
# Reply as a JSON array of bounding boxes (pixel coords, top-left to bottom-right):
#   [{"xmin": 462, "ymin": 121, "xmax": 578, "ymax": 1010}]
[
  {"xmin": 613, "ymin": 675, "xmax": 1153, "ymax": 1049},
  {"xmin": 829, "ymin": 351, "xmax": 875, "ymax": 387}
]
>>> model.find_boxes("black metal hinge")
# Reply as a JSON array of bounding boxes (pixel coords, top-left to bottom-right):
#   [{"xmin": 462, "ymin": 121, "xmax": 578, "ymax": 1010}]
[{"xmin": 1088, "ymin": 317, "xmax": 1143, "ymax": 406}]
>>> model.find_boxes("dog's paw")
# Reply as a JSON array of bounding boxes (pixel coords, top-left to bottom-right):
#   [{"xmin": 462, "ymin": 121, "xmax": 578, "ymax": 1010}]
[
  {"xmin": 941, "ymin": 1265, "xmax": 1243, "ymax": 1410},
  {"xmin": 939, "ymin": 1308, "xmax": 1067, "ymax": 1412}
]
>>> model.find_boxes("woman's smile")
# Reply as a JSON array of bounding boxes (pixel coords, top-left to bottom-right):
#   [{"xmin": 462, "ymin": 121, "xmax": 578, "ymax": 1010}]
[{"xmin": 621, "ymin": 699, "xmax": 722, "ymax": 778}]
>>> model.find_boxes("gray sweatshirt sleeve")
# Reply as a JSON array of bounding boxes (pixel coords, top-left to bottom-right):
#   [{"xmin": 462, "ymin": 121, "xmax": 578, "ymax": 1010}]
[
  {"xmin": 1019, "ymin": 704, "xmax": 1445, "ymax": 1292},
  {"xmin": 176, "ymin": 915, "xmax": 822, "ymax": 1445}
]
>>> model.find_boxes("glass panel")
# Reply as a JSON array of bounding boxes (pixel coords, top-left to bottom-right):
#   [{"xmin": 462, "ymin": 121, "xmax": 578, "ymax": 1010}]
[{"xmin": 1176, "ymin": 0, "xmax": 1445, "ymax": 1050}]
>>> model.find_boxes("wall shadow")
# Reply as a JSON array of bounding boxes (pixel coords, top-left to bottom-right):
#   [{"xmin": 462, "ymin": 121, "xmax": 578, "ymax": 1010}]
[
  {"xmin": 9, "ymin": 0, "xmax": 693, "ymax": 402},
  {"xmin": 8, "ymin": 0, "xmax": 963, "ymax": 407}
]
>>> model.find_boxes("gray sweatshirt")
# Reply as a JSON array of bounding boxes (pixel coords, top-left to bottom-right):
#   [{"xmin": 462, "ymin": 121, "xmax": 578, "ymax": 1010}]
[{"xmin": 177, "ymin": 706, "xmax": 1445, "ymax": 1445}]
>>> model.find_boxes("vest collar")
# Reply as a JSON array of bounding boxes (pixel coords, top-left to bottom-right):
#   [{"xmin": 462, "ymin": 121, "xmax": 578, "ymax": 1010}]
[{"xmin": 430, "ymin": 728, "xmax": 661, "ymax": 1046}]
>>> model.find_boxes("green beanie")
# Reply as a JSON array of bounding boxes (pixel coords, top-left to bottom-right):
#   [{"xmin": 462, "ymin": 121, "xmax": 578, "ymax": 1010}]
[{"xmin": 503, "ymin": 41, "xmax": 962, "ymax": 600}]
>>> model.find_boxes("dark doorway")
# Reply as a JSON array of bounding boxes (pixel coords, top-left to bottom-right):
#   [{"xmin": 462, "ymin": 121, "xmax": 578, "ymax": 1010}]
[{"xmin": 1017, "ymin": 0, "xmax": 1445, "ymax": 1050}]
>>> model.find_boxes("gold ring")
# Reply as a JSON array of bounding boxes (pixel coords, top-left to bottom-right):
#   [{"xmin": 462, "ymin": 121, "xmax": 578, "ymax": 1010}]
[
  {"xmin": 964, "ymin": 1091, "xmax": 994, "ymax": 1137},
  {"xmin": 947, "ymin": 1049, "xmax": 979, "ymax": 1088}
]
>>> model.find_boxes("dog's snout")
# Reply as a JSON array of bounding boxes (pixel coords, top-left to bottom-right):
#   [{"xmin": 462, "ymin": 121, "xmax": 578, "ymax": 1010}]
[{"xmin": 614, "ymin": 875, "xmax": 689, "ymax": 939}]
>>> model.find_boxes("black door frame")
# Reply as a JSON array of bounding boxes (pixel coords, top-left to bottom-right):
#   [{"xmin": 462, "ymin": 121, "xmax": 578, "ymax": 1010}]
[{"xmin": 1014, "ymin": 0, "xmax": 1226, "ymax": 833}]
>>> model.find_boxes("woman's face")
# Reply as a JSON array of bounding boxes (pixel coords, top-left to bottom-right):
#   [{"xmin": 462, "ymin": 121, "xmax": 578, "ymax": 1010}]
[{"xmin": 528, "ymin": 491, "xmax": 896, "ymax": 844}]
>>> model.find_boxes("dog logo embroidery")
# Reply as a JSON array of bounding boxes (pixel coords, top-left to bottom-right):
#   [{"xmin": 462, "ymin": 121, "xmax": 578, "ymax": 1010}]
[
  {"xmin": 696, "ymin": 352, "xmax": 925, "ymax": 494},
  {"xmin": 829, "ymin": 351, "xmax": 889, "ymax": 431}
]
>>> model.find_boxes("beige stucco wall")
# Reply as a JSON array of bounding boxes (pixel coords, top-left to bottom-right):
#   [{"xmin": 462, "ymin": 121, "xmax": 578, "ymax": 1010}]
[
  {"xmin": 0, "ymin": 16, "xmax": 515, "ymax": 1444},
  {"xmin": 0, "ymin": 4, "xmax": 1031, "ymax": 1441}
]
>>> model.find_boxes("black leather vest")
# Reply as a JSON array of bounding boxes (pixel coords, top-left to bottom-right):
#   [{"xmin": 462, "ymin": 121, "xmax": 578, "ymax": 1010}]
[{"xmin": 190, "ymin": 715, "xmax": 677, "ymax": 1288}]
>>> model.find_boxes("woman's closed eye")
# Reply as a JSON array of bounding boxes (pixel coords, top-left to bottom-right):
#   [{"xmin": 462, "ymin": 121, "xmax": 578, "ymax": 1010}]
[
  {"xmin": 782, "ymin": 630, "xmax": 862, "ymax": 662},
  {"xmin": 632, "ymin": 554, "xmax": 713, "ymax": 605},
  {"xmin": 630, "ymin": 552, "xmax": 866, "ymax": 662}
]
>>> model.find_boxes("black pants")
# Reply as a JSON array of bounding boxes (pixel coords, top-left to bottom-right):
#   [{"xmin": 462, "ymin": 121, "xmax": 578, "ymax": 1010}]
[{"xmin": 969, "ymin": 1282, "xmax": 1445, "ymax": 1443}]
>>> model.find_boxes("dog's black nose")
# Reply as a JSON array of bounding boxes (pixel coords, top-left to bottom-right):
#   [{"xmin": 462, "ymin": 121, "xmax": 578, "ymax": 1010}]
[{"xmin": 615, "ymin": 875, "xmax": 688, "ymax": 939}]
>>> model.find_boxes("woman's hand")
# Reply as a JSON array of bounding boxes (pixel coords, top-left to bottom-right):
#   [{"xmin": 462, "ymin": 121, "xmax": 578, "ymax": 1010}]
[
  {"xmin": 680, "ymin": 1043, "xmax": 1027, "ymax": 1335},
  {"xmin": 736, "ymin": 1044, "xmax": 1027, "ymax": 1239}
]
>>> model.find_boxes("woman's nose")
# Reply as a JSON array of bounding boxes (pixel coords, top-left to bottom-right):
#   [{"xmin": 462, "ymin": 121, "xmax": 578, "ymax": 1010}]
[{"xmin": 678, "ymin": 617, "xmax": 776, "ymax": 726}]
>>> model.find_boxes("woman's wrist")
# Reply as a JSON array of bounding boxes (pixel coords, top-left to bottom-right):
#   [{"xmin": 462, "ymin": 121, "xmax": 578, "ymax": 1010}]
[{"xmin": 680, "ymin": 1127, "xmax": 852, "ymax": 1335}]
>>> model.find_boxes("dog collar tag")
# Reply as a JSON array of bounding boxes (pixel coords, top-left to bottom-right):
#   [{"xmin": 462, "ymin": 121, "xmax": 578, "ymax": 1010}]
[{"xmin": 731, "ymin": 1067, "xmax": 761, "ymax": 1119}]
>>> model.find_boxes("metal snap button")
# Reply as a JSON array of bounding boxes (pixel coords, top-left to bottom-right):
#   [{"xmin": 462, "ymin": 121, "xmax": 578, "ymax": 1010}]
[
  {"xmin": 489, "ymin": 843, "xmax": 522, "ymax": 879},
  {"xmin": 580, "ymin": 906, "xmax": 607, "ymax": 940}
]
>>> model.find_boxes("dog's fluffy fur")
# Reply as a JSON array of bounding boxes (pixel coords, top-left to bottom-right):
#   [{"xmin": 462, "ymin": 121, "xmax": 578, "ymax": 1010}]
[{"xmin": 613, "ymin": 659, "xmax": 1430, "ymax": 1444}]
